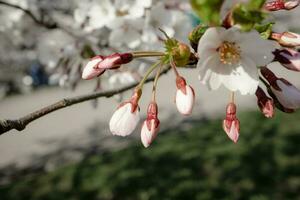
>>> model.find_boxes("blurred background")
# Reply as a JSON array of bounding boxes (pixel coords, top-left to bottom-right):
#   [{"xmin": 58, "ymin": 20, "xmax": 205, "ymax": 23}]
[{"xmin": 0, "ymin": 0, "xmax": 300, "ymax": 199}]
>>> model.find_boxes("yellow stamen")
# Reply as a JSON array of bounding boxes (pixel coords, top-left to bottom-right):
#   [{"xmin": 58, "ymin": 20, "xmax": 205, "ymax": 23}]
[{"xmin": 218, "ymin": 41, "xmax": 241, "ymax": 65}]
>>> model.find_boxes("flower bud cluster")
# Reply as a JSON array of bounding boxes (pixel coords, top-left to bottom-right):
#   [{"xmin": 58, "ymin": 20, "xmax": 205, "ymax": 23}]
[{"xmin": 264, "ymin": 0, "xmax": 299, "ymax": 11}]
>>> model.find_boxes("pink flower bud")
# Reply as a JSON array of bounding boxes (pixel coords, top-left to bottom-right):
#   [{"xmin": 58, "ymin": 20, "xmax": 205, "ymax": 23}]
[
  {"xmin": 284, "ymin": 0, "xmax": 300, "ymax": 9},
  {"xmin": 223, "ymin": 103, "xmax": 240, "ymax": 143},
  {"xmin": 261, "ymin": 67, "xmax": 300, "ymax": 110},
  {"xmin": 264, "ymin": 0, "xmax": 285, "ymax": 11},
  {"xmin": 141, "ymin": 102, "xmax": 160, "ymax": 148},
  {"xmin": 264, "ymin": 0, "xmax": 299, "ymax": 11},
  {"xmin": 82, "ymin": 56, "xmax": 105, "ymax": 80},
  {"xmin": 109, "ymin": 89, "xmax": 141, "ymax": 136},
  {"xmin": 82, "ymin": 53, "xmax": 133, "ymax": 80},
  {"xmin": 175, "ymin": 76, "xmax": 195, "ymax": 116},
  {"xmin": 273, "ymin": 48, "xmax": 300, "ymax": 72},
  {"xmin": 271, "ymin": 32, "xmax": 300, "ymax": 47},
  {"xmin": 255, "ymin": 87, "xmax": 275, "ymax": 118}
]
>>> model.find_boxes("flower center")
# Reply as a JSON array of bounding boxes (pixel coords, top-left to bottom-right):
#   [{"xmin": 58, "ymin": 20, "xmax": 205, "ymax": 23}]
[
  {"xmin": 218, "ymin": 41, "xmax": 241, "ymax": 65},
  {"xmin": 116, "ymin": 10, "xmax": 129, "ymax": 16}
]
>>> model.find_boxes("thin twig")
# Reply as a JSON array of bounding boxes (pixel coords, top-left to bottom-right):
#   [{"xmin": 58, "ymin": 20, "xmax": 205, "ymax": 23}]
[
  {"xmin": 0, "ymin": 67, "xmax": 171, "ymax": 135},
  {"xmin": 0, "ymin": 0, "xmax": 57, "ymax": 28}
]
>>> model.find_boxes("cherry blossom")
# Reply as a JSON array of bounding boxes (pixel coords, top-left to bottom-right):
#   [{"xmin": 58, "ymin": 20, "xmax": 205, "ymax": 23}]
[
  {"xmin": 271, "ymin": 31, "xmax": 300, "ymax": 47},
  {"xmin": 141, "ymin": 102, "xmax": 160, "ymax": 148},
  {"xmin": 175, "ymin": 76, "xmax": 195, "ymax": 116},
  {"xmin": 261, "ymin": 67, "xmax": 300, "ymax": 110},
  {"xmin": 197, "ymin": 27, "xmax": 276, "ymax": 95},
  {"xmin": 223, "ymin": 103, "xmax": 240, "ymax": 143},
  {"xmin": 82, "ymin": 53, "xmax": 133, "ymax": 80},
  {"xmin": 256, "ymin": 87, "xmax": 275, "ymax": 118},
  {"xmin": 273, "ymin": 48, "xmax": 300, "ymax": 72},
  {"xmin": 109, "ymin": 89, "xmax": 141, "ymax": 136}
]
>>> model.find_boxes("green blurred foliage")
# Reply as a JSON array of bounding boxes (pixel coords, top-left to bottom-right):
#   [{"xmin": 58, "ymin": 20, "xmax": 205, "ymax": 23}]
[
  {"xmin": 247, "ymin": 0, "xmax": 267, "ymax": 9},
  {"xmin": 1, "ymin": 111, "xmax": 300, "ymax": 200},
  {"xmin": 232, "ymin": 0, "xmax": 267, "ymax": 31},
  {"xmin": 189, "ymin": 25, "xmax": 209, "ymax": 51},
  {"xmin": 190, "ymin": 0, "xmax": 268, "ymax": 30},
  {"xmin": 232, "ymin": 5, "xmax": 265, "ymax": 31},
  {"xmin": 190, "ymin": 0, "xmax": 223, "ymax": 25},
  {"xmin": 254, "ymin": 23, "xmax": 274, "ymax": 39}
]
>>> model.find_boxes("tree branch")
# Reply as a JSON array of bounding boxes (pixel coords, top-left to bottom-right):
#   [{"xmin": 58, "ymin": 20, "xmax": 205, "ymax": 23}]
[
  {"xmin": 0, "ymin": 67, "xmax": 171, "ymax": 135},
  {"xmin": 0, "ymin": 1, "xmax": 101, "ymax": 45},
  {"xmin": 0, "ymin": 0, "xmax": 57, "ymax": 28}
]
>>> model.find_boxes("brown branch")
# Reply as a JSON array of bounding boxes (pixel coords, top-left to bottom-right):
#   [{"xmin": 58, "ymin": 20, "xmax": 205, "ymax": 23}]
[
  {"xmin": 0, "ymin": 0, "xmax": 57, "ymax": 28},
  {"xmin": 0, "ymin": 67, "xmax": 171, "ymax": 135}
]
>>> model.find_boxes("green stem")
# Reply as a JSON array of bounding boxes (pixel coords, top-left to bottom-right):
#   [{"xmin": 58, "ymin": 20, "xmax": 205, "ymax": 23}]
[
  {"xmin": 137, "ymin": 61, "xmax": 162, "ymax": 90},
  {"xmin": 152, "ymin": 64, "xmax": 164, "ymax": 102},
  {"xmin": 132, "ymin": 51, "xmax": 165, "ymax": 54},
  {"xmin": 132, "ymin": 51, "xmax": 165, "ymax": 58},
  {"xmin": 230, "ymin": 92, "xmax": 235, "ymax": 103},
  {"xmin": 170, "ymin": 57, "xmax": 180, "ymax": 77}
]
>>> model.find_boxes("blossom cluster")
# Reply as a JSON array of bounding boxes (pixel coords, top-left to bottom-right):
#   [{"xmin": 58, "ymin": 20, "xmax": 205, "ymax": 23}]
[
  {"xmin": 82, "ymin": 0, "xmax": 300, "ymax": 146},
  {"xmin": 74, "ymin": 0, "xmax": 191, "ymax": 50},
  {"xmin": 0, "ymin": 0, "xmax": 190, "ymax": 91}
]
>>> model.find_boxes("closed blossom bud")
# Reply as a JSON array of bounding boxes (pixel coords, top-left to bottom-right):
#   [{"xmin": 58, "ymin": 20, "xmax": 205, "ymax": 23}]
[
  {"xmin": 261, "ymin": 67, "xmax": 300, "ymax": 110},
  {"xmin": 264, "ymin": 0, "xmax": 299, "ymax": 11},
  {"xmin": 255, "ymin": 87, "xmax": 275, "ymax": 118},
  {"xmin": 82, "ymin": 56, "xmax": 105, "ymax": 80},
  {"xmin": 271, "ymin": 32, "xmax": 300, "ymax": 47},
  {"xmin": 141, "ymin": 102, "xmax": 160, "ymax": 148},
  {"xmin": 273, "ymin": 48, "xmax": 300, "ymax": 72},
  {"xmin": 284, "ymin": 0, "xmax": 300, "ymax": 9},
  {"xmin": 223, "ymin": 103, "xmax": 240, "ymax": 144},
  {"xmin": 82, "ymin": 53, "xmax": 133, "ymax": 80},
  {"xmin": 172, "ymin": 43, "xmax": 191, "ymax": 66},
  {"xmin": 175, "ymin": 76, "xmax": 195, "ymax": 116},
  {"xmin": 109, "ymin": 89, "xmax": 141, "ymax": 136},
  {"xmin": 188, "ymin": 25, "xmax": 209, "ymax": 52}
]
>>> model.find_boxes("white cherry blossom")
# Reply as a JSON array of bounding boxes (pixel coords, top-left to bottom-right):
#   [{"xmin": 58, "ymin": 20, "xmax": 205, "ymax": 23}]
[
  {"xmin": 109, "ymin": 102, "xmax": 140, "ymax": 136},
  {"xmin": 108, "ymin": 18, "xmax": 144, "ymax": 49},
  {"xmin": 74, "ymin": 0, "xmax": 116, "ymax": 32},
  {"xmin": 271, "ymin": 80, "xmax": 300, "ymax": 109},
  {"xmin": 197, "ymin": 27, "xmax": 276, "ymax": 95}
]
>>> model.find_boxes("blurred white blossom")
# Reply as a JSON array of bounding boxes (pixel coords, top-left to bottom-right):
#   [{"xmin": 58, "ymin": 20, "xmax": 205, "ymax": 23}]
[
  {"xmin": 0, "ymin": 0, "xmax": 192, "ymax": 92},
  {"xmin": 108, "ymin": 71, "xmax": 136, "ymax": 88},
  {"xmin": 37, "ymin": 30, "xmax": 76, "ymax": 69},
  {"xmin": 74, "ymin": 0, "xmax": 116, "ymax": 32},
  {"xmin": 108, "ymin": 18, "xmax": 144, "ymax": 49},
  {"xmin": 0, "ymin": 0, "xmax": 28, "ymax": 31}
]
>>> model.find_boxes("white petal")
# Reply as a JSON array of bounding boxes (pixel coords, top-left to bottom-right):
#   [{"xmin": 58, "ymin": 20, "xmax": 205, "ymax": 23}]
[
  {"xmin": 221, "ymin": 57, "xmax": 259, "ymax": 95},
  {"xmin": 119, "ymin": 72, "xmax": 136, "ymax": 85},
  {"xmin": 272, "ymin": 80, "xmax": 300, "ymax": 109},
  {"xmin": 142, "ymin": 27, "xmax": 159, "ymax": 44},
  {"xmin": 150, "ymin": 2, "xmax": 172, "ymax": 27},
  {"xmin": 109, "ymin": 103, "xmax": 140, "ymax": 136},
  {"xmin": 198, "ymin": 53, "xmax": 228, "ymax": 90},
  {"xmin": 88, "ymin": 2, "xmax": 116, "ymax": 30},
  {"xmin": 109, "ymin": 29, "xmax": 126, "ymax": 47},
  {"xmin": 197, "ymin": 27, "xmax": 225, "ymax": 59},
  {"xmin": 208, "ymin": 72, "xmax": 222, "ymax": 90},
  {"xmin": 136, "ymin": 0, "xmax": 152, "ymax": 8},
  {"xmin": 221, "ymin": 27, "xmax": 244, "ymax": 43},
  {"xmin": 82, "ymin": 58, "xmax": 104, "ymax": 80},
  {"xmin": 228, "ymin": 121, "xmax": 239, "ymax": 143},
  {"xmin": 239, "ymin": 30, "xmax": 276, "ymax": 66},
  {"xmin": 126, "ymin": 30, "xmax": 142, "ymax": 49},
  {"xmin": 141, "ymin": 120, "xmax": 158, "ymax": 148},
  {"xmin": 281, "ymin": 32, "xmax": 300, "ymax": 46},
  {"xmin": 175, "ymin": 85, "xmax": 195, "ymax": 115},
  {"xmin": 128, "ymin": 5, "xmax": 145, "ymax": 18}
]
